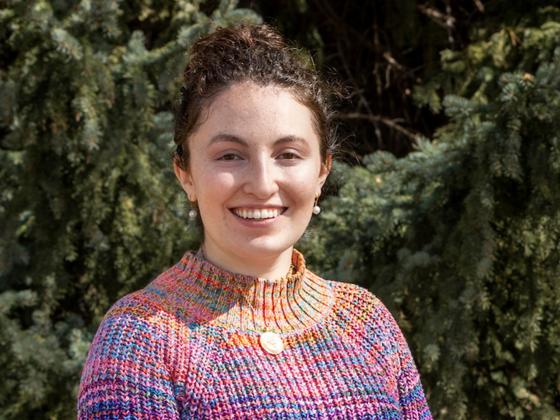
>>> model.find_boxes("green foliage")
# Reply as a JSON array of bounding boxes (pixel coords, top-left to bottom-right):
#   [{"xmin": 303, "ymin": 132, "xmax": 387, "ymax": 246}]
[
  {"xmin": 3, "ymin": 0, "xmax": 560, "ymax": 418},
  {"xmin": 252, "ymin": 0, "xmax": 490, "ymax": 157},
  {"xmin": 0, "ymin": 0, "xmax": 259, "ymax": 417},
  {"xmin": 303, "ymin": 7, "xmax": 560, "ymax": 419}
]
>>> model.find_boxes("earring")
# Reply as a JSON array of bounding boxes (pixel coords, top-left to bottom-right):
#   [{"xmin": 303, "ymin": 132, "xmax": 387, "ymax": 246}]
[
  {"xmin": 187, "ymin": 195, "xmax": 198, "ymax": 220},
  {"xmin": 312, "ymin": 196, "xmax": 321, "ymax": 215}
]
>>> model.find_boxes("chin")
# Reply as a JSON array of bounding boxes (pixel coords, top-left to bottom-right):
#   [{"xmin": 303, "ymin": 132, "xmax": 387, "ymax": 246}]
[{"xmin": 240, "ymin": 238, "xmax": 296, "ymax": 257}]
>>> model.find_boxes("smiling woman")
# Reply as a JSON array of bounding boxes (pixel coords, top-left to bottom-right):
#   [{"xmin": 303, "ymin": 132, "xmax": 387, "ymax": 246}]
[{"xmin": 77, "ymin": 24, "xmax": 432, "ymax": 419}]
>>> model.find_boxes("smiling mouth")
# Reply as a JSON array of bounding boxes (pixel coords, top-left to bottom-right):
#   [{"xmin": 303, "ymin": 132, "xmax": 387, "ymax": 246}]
[{"xmin": 230, "ymin": 207, "xmax": 287, "ymax": 220}]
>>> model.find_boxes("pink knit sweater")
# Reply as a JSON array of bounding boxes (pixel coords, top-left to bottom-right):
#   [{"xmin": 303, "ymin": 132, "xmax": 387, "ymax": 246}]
[{"xmin": 78, "ymin": 249, "xmax": 432, "ymax": 418}]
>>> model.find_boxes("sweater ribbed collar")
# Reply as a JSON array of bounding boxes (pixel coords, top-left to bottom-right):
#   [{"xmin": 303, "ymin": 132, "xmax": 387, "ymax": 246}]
[{"xmin": 173, "ymin": 248, "xmax": 334, "ymax": 334}]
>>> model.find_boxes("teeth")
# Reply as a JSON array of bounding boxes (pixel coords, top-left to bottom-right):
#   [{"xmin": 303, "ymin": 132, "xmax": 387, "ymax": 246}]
[{"xmin": 233, "ymin": 208, "xmax": 283, "ymax": 219}]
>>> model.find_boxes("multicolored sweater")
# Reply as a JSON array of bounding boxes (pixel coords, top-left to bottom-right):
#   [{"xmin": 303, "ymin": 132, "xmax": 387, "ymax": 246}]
[{"xmin": 78, "ymin": 249, "xmax": 432, "ymax": 419}]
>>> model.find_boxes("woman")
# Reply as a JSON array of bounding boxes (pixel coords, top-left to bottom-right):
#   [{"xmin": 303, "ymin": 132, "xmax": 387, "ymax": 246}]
[{"xmin": 78, "ymin": 24, "xmax": 432, "ymax": 419}]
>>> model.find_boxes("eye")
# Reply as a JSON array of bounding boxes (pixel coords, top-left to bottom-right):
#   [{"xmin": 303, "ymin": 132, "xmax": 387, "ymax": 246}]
[
  {"xmin": 277, "ymin": 151, "xmax": 301, "ymax": 160},
  {"xmin": 218, "ymin": 153, "xmax": 242, "ymax": 161}
]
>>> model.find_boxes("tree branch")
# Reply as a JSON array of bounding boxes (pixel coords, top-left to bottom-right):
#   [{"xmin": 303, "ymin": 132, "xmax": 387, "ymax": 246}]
[
  {"xmin": 335, "ymin": 112, "xmax": 420, "ymax": 143},
  {"xmin": 417, "ymin": 4, "xmax": 456, "ymax": 30}
]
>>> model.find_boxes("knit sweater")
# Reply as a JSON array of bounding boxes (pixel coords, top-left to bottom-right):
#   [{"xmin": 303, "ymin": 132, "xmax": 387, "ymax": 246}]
[{"xmin": 78, "ymin": 249, "xmax": 432, "ymax": 419}]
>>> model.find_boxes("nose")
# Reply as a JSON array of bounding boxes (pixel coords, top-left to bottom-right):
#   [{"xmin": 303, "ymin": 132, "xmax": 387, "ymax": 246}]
[{"xmin": 242, "ymin": 156, "xmax": 280, "ymax": 199}]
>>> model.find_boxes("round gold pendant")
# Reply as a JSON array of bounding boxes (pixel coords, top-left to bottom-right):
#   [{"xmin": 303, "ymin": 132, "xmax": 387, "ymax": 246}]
[{"xmin": 259, "ymin": 331, "xmax": 284, "ymax": 355}]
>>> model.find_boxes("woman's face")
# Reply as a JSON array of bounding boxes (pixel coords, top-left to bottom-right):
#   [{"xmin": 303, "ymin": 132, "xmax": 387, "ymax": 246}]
[{"xmin": 174, "ymin": 81, "xmax": 330, "ymax": 268}]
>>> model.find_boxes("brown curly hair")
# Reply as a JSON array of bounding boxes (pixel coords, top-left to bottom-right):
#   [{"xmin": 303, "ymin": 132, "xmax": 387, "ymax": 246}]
[{"xmin": 173, "ymin": 23, "xmax": 340, "ymax": 169}]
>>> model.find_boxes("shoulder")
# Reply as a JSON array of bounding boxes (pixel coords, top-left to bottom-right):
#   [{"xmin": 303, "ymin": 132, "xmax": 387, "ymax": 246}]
[
  {"xmin": 326, "ymin": 277, "xmax": 417, "ymax": 371},
  {"xmin": 327, "ymin": 278, "xmax": 395, "ymax": 324},
  {"xmin": 87, "ymin": 264, "xmax": 194, "ymax": 360},
  {"xmin": 100, "ymin": 269, "xmax": 174, "ymax": 330},
  {"xmin": 103, "ymin": 258, "xmax": 193, "ymax": 325},
  {"xmin": 325, "ymin": 278, "xmax": 409, "ymax": 352},
  {"xmin": 87, "ymin": 290, "xmax": 174, "ymax": 357},
  {"xmin": 104, "ymin": 288, "xmax": 164, "ymax": 321}
]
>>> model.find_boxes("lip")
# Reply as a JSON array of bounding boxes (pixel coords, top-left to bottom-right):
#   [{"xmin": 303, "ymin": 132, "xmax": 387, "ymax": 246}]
[
  {"xmin": 228, "ymin": 207, "xmax": 287, "ymax": 226},
  {"xmin": 229, "ymin": 205, "xmax": 286, "ymax": 210}
]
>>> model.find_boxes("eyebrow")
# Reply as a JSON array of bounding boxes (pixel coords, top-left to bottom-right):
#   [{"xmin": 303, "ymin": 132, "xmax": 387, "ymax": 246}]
[{"xmin": 209, "ymin": 133, "xmax": 309, "ymax": 147}]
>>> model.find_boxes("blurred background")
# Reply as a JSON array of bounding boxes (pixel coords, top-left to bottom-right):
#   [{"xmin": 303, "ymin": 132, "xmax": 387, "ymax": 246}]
[{"xmin": 1, "ymin": 0, "xmax": 559, "ymax": 418}]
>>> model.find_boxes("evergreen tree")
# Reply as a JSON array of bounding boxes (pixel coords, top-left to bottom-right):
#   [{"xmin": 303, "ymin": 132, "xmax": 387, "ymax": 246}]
[
  {"xmin": 0, "ymin": 1, "xmax": 259, "ymax": 417},
  {"xmin": 302, "ymin": 6, "xmax": 560, "ymax": 419},
  {"xmin": 3, "ymin": 0, "xmax": 560, "ymax": 417}
]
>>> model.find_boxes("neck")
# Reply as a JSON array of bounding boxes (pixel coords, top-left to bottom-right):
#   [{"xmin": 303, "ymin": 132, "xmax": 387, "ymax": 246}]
[{"xmin": 201, "ymin": 242, "xmax": 294, "ymax": 280}]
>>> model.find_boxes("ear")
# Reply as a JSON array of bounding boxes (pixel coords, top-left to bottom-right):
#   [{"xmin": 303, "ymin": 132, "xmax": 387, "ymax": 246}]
[
  {"xmin": 316, "ymin": 154, "xmax": 332, "ymax": 195},
  {"xmin": 173, "ymin": 160, "xmax": 197, "ymax": 202}
]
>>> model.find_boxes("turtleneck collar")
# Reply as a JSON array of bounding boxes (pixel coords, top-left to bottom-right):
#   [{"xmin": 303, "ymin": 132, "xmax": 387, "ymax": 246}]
[{"xmin": 169, "ymin": 248, "xmax": 334, "ymax": 334}]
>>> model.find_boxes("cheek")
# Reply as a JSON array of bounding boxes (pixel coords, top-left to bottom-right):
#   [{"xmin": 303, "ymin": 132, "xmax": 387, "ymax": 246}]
[
  {"xmin": 194, "ymin": 170, "xmax": 237, "ymax": 203},
  {"xmin": 285, "ymin": 166, "xmax": 322, "ymax": 203},
  {"xmin": 291, "ymin": 183, "xmax": 315, "ymax": 200}
]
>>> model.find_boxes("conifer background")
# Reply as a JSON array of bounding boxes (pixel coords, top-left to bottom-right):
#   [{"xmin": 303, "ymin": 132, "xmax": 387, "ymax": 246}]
[{"xmin": 1, "ymin": 1, "xmax": 559, "ymax": 418}]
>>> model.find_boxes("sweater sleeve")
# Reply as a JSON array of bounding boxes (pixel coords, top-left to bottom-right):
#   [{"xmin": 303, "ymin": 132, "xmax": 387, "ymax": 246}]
[
  {"xmin": 378, "ymin": 301, "xmax": 432, "ymax": 420},
  {"xmin": 364, "ymin": 292, "xmax": 432, "ymax": 419},
  {"xmin": 77, "ymin": 299, "xmax": 179, "ymax": 419},
  {"xmin": 391, "ymin": 317, "xmax": 432, "ymax": 419}
]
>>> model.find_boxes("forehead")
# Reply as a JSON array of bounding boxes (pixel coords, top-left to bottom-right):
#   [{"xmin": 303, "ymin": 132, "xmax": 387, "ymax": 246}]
[{"xmin": 191, "ymin": 82, "xmax": 319, "ymax": 146}]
